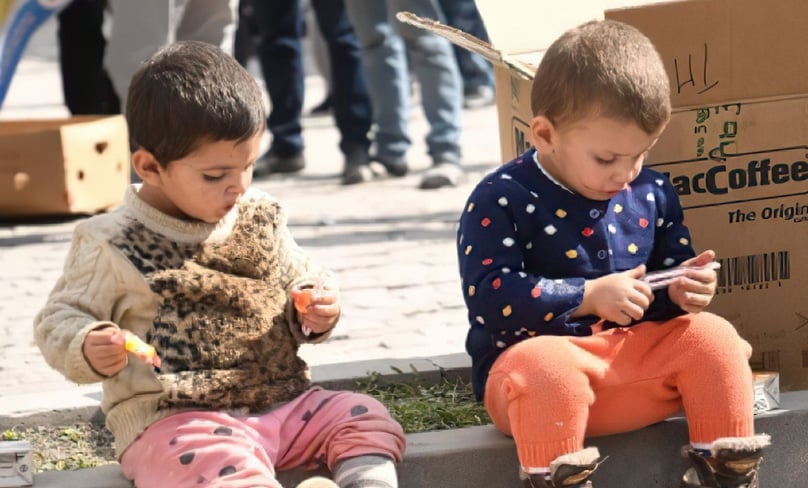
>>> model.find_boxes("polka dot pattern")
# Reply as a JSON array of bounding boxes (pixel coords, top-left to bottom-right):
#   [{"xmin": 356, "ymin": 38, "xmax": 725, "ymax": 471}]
[{"xmin": 457, "ymin": 160, "xmax": 696, "ymax": 385}]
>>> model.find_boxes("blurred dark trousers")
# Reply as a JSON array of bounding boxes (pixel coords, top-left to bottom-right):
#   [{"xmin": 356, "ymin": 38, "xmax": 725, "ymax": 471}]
[
  {"xmin": 436, "ymin": 0, "xmax": 493, "ymax": 90},
  {"xmin": 57, "ymin": 0, "xmax": 120, "ymax": 115},
  {"xmin": 249, "ymin": 0, "xmax": 371, "ymax": 156}
]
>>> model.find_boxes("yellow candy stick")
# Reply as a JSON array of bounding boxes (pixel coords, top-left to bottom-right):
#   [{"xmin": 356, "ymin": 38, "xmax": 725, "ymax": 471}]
[{"xmin": 124, "ymin": 332, "xmax": 162, "ymax": 368}]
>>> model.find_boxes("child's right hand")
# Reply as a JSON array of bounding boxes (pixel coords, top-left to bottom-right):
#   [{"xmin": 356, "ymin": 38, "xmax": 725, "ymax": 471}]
[
  {"xmin": 578, "ymin": 264, "xmax": 654, "ymax": 326},
  {"xmin": 82, "ymin": 326, "xmax": 128, "ymax": 377}
]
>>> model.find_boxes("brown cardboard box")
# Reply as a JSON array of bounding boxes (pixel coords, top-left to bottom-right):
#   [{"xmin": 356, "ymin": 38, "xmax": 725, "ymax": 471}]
[
  {"xmin": 604, "ymin": 0, "xmax": 808, "ymax": 390},
  {"xmin": 606, "ymin": 0, "xmax": 808, "ymax": 109},
  {"xmin": 0, "ymin": 115, "xmax": 129, "ymax": 217},
  {"xmin": 644, "ymin": 96, "xmax": 808, "ymax": 390},
  {"xmin": 401, "ymin": 1, "xmax": 808, "ymax": 390}
]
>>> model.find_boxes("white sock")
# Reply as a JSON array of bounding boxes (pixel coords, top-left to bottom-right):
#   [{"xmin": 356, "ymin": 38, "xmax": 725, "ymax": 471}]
[
  {"xmin": 521, "ymin": 466, "xmax": 551, "ymax": 479},
  {"xmin": 333, "ymin": 455, "xmax": 397, "ymax": 488}
]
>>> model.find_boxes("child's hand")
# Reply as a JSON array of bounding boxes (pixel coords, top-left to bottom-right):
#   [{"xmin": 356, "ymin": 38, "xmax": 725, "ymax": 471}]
[
  {"xmin": 579, "ymin": 264, "xmax": 653, "ymax": 326},
  {"xmin": 667, "ymin": 250, "xmax": 717, "ymax": 314},
  {"xmin": 291, "ymin": 286, "xmax": 340, "ymax": 336},
  {"xmin": 82, "ymin": 326, "xmax": 128, "ymax": 377}
]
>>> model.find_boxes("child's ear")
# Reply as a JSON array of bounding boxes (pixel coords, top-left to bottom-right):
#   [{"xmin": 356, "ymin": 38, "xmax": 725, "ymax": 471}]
[
  {"xmin": 530, "ymin": 115, "xmax": 555, "ymax": 153},
  {"xmin": 132, "ymin": 148, "xmax": 164, "ymax": 185}
]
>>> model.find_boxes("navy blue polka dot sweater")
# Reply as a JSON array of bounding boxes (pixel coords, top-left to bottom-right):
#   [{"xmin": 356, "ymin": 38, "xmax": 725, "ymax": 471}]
[{"xmin": 457, "ymin": 149, "xmax": 695, "ymax": 400}]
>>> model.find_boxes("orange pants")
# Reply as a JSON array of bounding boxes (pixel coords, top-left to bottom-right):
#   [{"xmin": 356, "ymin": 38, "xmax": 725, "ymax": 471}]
[{"xmin": 484, "ymin": 312, "xmax": 754, "ymax": 469}]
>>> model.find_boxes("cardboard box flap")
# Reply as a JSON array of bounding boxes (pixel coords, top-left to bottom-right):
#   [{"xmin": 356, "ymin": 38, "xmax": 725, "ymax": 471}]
[
  {"xmin": 396, "ymin": 11, "xmax": 537, "ymax": 79},
  {"xmin": 474, "ymin": 0, "xmax": 605, "ymax": 54}
]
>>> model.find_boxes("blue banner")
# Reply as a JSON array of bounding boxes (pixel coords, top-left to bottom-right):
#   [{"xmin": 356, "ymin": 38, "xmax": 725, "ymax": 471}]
[{"xmin": 0, "ymin": 0, "xmax": 72, "ymax": 109}]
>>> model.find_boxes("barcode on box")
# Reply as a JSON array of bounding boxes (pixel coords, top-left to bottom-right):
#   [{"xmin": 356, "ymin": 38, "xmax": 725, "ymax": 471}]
[{"xmin": 717, "ymin": 251, "xmax": 790, "ymax": 288}]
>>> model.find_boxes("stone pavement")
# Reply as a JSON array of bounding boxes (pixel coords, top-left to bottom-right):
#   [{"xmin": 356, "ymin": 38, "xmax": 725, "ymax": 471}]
[{"xmin": 0, "ymin": 18, "xmax": 500, "ymax": 416}]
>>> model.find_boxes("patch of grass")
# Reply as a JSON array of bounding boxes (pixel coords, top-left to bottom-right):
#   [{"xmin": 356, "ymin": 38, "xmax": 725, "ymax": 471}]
[
  {"xmin": 2, "ymin": 429, "xmax": 22, "ymax": 440},
  {"xmin": 356, "ymin": 370, "xmax": 491, "ymax": 433},
  {"xmin": 1, "ymin": 369, "xmax": 490, "ymax": 472}
]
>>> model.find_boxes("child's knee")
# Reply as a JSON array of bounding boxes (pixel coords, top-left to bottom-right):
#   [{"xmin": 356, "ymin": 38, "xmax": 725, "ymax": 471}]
[
  {"xmin": 329, "ymin": 391, "xmax": 395, "ymax": 423},
  {"xmin": 324, "ymin": 392, "xmax": 406, "ymax": 465},
  {"xmin": 679, "ymin": 312, "xmax": 752, "ymax": 361}
]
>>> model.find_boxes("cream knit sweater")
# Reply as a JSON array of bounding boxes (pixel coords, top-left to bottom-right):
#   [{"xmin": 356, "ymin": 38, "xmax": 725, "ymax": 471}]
[{"xmin": 34, "ymin": 186, "xmax": 330, "ymax": 458}]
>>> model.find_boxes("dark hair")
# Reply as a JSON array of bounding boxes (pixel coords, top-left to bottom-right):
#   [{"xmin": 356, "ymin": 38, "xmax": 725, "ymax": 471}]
[
  {"xmin": 530, "ymin": 20, "xmax": 670, "ymax": 134},
  {"xmin": 126, "ymin": 40, "xmax": 265, "ymax": 166}
]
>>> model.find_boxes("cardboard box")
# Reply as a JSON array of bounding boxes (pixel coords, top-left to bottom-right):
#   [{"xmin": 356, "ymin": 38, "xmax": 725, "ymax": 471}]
[
  {"xmin": 604, "ymin": 0, "xmax": 808, "ymax": 390},
  {"xmin": 401, "ymin": 1, "xmax": 808, "ymax": 390},
  {"xmin": 0, "ymin": 441, "xmax": 32, "ymax": 487},
  {"xmin": 0, "ymin": 115, "xmax": 130, "ymax": 217},
  {"xmin": 606, "ymin": 0, "xmax": 808, "ymax": 109},
  {"xmin": 644, "ymin": 96, "xmax": 808, "ymax": 390}
]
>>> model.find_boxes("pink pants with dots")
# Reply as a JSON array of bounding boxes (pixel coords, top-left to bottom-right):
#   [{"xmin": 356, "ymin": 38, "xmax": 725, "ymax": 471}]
[{"xmin": 120, "ymin": 388, "xmax": 406, "ymax": 488}]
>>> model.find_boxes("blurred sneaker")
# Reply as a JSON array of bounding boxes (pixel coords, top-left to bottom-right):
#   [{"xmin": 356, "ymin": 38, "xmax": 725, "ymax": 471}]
[
  {"xmin": 419, "ymin": 162, "xmax": 463, "ymax": 190},
  {"xmin": 464, "ymin": 85, "xmax": 495, "ymax": 109},
  {"xmin": 254, "ymin": 149, "xmax": 305, "ymax": 175},
  {"xmin": 341, "ymin": 147, "xmax": 373, "ymax": 185},
  {"xmin": 374, "ymin": 154, "xmax": 408, "ymax": 177},
  {"xmin": 341, "ymin": 164, "xmax": 374, "ymax": 185}
]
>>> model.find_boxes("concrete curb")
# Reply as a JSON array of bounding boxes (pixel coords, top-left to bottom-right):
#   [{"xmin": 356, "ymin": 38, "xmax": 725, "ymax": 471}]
[
  {"xmin": 25, "ymin": 391, "xmax": 808, "ymax": 487},
  {"xmin": 7, "ymin": 355, "xmax": 808, "ymax": 487}
]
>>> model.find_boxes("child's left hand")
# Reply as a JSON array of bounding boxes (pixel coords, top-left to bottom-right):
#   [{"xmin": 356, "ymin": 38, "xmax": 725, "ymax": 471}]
[
  {"xmin": 291, "ymin": 285, "xmax": 340, "ymax": 336},
  {"xmin": 667, "ymin": 250, "xmax": 718, "ymax": 314}
]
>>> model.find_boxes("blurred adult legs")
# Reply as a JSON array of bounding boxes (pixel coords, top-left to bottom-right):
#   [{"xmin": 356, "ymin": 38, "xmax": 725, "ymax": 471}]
[
  {"xmin": 249, "ymin": 0, "xmax": 373, "ymax": 183},
  {"xmin": 250, "ymin": 0, "xmax": 305, "ymax": 160},
  {"xmin": 346, "ymin": 0, "xmax": 463, "ymax": 188},
  {"xmin": 105, "ymin": 0, "xmax": 238, "ymax": 106},
  {"xmin": 390, "ymin": 0, "xmax": 462, "ymax": 163},
  {"xmin": 344, "ymin": 0, "xmax": 409, "ymax": 165},
  {"xmin": 57, "ymin": 0, "xmax": 120, "ymax": 115},
  {"xmin": 310, "ymin": 0, "xmax": 372, "ymax": 159},
  {"xmin": 436, "ymin": 0, "xmax": 494, "ymax": 108}
]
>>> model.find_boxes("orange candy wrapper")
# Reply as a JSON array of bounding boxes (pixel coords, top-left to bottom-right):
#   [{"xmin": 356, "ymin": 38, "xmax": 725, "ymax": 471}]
[
  {"xmin": 293, "ymin": 289, "xmax": 316, "ymax": 314},
  {"xmin": 292, "ymin": 275, "xmax": 333, "ymax": 337}
]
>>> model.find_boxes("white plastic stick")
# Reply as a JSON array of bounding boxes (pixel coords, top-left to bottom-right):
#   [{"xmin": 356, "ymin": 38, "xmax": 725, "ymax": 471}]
[{"xmin": 643, "ymin": 262, "xmax": 721, "ymax": 290}]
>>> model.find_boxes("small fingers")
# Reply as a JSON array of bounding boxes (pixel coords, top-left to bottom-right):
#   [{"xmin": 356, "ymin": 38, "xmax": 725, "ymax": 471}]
[
  {"xmin": 678, "ymin": 291, "xmax": 713, "ymax": 313},
  {"xmin": 684, "ymin": 267, "xmax": 718, "ymax": 284},
  {"xmin": 619, "ymin": 300, "xmax": 646, "ymax": 322},
  {"xmin": 628, "ymin": 290, "xmax": 651, "ymax": 311},
  {"xmin": 301, "ymin": 316, "xmax": 335, "ymax": 335},
  {"xmin": 633, "ymin": 279, "xmax": 654, "ymax": 301},
  {"xmin": 677, "ymin": 276, "xmax": 715, "ymax": 296},
  {"xmin": 624, "ymin": 306, "xmax": 644, "ymax": 321}
]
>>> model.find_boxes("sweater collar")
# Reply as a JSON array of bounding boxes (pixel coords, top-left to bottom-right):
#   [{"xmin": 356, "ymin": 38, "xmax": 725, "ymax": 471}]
[
  {"xmin": 527, "ymin": 149, "xmax": 610, "ymax": 217},
  {"xmin": 123, "ymin": 185, "xmax": 238, "ymax": 244}
]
